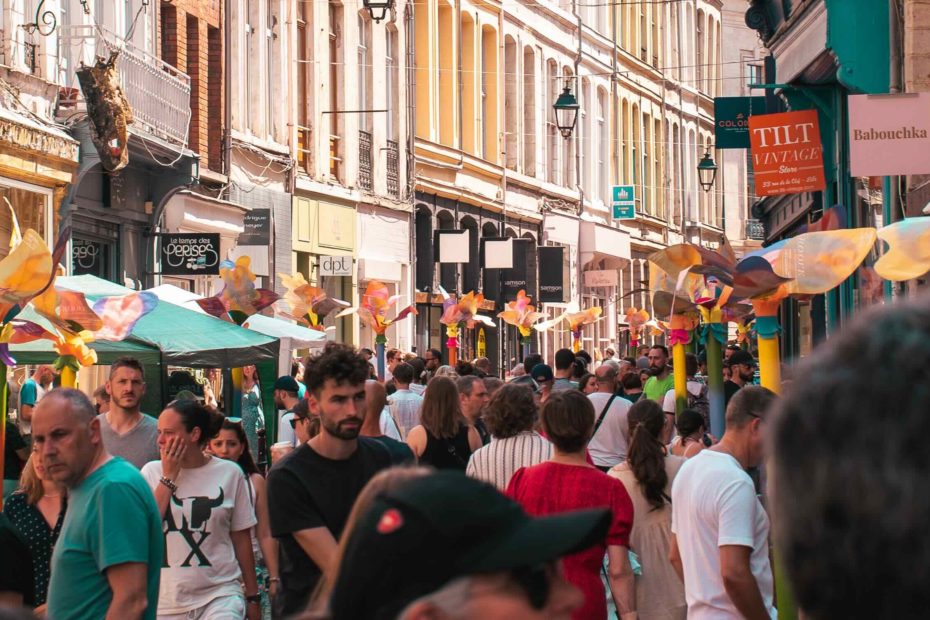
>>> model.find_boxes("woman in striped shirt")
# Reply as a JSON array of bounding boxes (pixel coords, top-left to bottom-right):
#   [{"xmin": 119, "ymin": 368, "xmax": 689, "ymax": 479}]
[{"xmin": 465, "ymin": 383, "xmax": 552, "ymax": 490}]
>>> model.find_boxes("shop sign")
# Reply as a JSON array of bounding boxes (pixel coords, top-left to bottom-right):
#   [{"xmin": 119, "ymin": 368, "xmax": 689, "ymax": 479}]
[
  {"xmin": 238, "ymin": 208, "xmax": 271, "ymax": 245},
  {"xmin": 318, "ymin": 255, "xmax": 353, "ymax": 276},
  {"xmin": 714, "ymin": 97, "xmax": 766, "ymax": 149},
  {"xmin": 612, "ymin": 185, "xmax": 636, "ymax": 220},
  {"xmin": 848, "ymin": 93, "xmax": 930, "ymax": 176},
  {"xmin": 434, "ymin": 230, "xmax": 470, "ymax": 263},
  {"xmin": 158, "ymin": 233, "xmax": 221, "ymax": 276},
  {"xmin": 72, "ymin": 239, "xmax": 102, "ymax": 275},
  {"xmin": 483, "ymin": 238, "xmax": 533, "ymax": 302},
  {"xmin": 748, "ymin": 110, "xmax": 826, "ymax": 197},
  {"xmin": 538, "ymin": 246, "xmax": 568, "ymax": 303},
  {"xmin": 583, "ymin": 270, "xmax": 618, "ymax": 288}
]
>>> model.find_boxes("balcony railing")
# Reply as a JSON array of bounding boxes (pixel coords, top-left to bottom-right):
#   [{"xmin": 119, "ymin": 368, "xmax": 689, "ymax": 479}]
[
  {"xmin": 59, "ymin": 25, "xmax": 192, "ymax": 149},
  {"xmin": 358, "ymin": 130, "xmax": 372, "ymax": 192},
  {"xmin": 386, "ymin": 139, "xmax": 400, "ymax": 199},
  {"xmin": 745, "ymin": 218, "xmax": 766, "ymax": 241}
]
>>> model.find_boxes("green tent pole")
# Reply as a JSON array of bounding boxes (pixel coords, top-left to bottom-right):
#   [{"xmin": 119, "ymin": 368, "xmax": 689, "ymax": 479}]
[{"xmin": 0, "ymin": 364, "xmax": 7, "ymax": 509}]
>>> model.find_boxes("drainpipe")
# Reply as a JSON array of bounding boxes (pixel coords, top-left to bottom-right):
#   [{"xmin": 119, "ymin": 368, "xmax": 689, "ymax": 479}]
[
  {"xmin": 407, "ymin": 2, "xmax": 418, "ymax": 350},
  {"xmin": 883, "ymin": 0, "xmax": 902, "ymax": 300},
  {"xmin": 573, "ymin": 0, "xmax": 583, "ymax": 214},
  {"xmin": 224, "ymin": 0, "xmax": 232, "ymax": 183}
]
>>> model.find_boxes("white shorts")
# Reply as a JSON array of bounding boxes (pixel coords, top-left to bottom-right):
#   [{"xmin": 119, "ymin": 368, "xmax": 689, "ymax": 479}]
[{"xmin": 158, "ymin": 593, "xmax": 247, "ymax": 620}]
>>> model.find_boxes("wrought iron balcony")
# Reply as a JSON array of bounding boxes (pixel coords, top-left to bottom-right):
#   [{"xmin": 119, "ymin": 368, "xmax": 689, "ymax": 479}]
[
  {"xmin": 386, "ymin": 139, "xmax": 400, "ymax": 199},
  {"xmin": 358, "ymin": 130, "xmax": 372, "ymax": 192},
  {"xmin": 745, "ymin": 218, "xmax": 766, "ymax": 241},
  {"xmin": 58, "ymin": 25, "xmax": 192, "ymax": 150}
]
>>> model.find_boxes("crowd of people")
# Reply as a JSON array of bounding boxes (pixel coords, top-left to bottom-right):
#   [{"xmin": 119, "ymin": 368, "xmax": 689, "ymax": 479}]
[{"xmin": 1, "ymin": 296, "xmax": 928, "ymax": 619}]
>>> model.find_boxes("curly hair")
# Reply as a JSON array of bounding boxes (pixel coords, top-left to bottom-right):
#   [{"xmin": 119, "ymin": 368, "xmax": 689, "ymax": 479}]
[
  {"xmin": 626, "ymin": 399, "xmax": 669, "ymax": 510},
  {"xmin": 303, "ymin": 342, "xmax": 371, "ymax": 396},
  {"xmin": 483, "ymin": 383, "xmax": 537, "ymax": 439}
]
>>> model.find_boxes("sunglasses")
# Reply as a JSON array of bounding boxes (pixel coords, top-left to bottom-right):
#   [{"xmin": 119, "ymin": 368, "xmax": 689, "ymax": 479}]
[{"xmin": 289, "ymin": 417, "xmax": 307, "ymax": 429}]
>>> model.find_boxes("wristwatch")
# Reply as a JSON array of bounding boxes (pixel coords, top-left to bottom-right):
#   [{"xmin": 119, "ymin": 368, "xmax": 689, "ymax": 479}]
[{"xmin": 246, "ymin": 594, "xmax": 261, "ymax": 605}]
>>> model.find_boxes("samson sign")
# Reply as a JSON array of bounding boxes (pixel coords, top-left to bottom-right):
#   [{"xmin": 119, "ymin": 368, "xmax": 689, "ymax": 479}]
[
  {"xmin": 158, "ymin": 233, "xmax": 221, "ymax": 276},
  {"xmin": 714, "ymin": 97, "xmax": 766, "ymax": 149},
  {"xmin": 748, "ymin": 110, "xmax": 825, "ymax": 197},
  {"xmin": 848, "ymin": 93, "xmax": 930, "ymax": 176},
  {"xmin": 538, "ymin": 246, "xmax": 567, "ymax": 303}
]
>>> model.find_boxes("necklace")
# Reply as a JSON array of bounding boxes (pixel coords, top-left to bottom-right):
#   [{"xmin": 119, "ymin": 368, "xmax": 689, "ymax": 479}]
[{"xmin": 42, "ymin": 494, "xmax": 61, "ymax": 499}]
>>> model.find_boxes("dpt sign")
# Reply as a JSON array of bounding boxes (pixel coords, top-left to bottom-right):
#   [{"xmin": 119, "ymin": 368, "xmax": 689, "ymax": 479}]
[
  {"xmin": 612, "ymin": 185, "xmax": 636, "ymax": 220},
  {"xmin": 319, "ymin": 255, "xmax": 353, "ymax": 276}
]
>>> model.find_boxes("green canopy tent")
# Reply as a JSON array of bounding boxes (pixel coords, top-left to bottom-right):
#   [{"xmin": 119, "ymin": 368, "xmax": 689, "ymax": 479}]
[{"xmin": 11, "ymin": 275, "xmax": 282, "ymax": 440}]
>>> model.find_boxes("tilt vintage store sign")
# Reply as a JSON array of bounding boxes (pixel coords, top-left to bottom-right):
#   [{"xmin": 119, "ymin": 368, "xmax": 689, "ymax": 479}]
[
  {"xmin": 848, "ymin": 93, "xmax": 930, "ymax": 176},
  {"xmin": 749, "ymin": 110, "xmax": 826, "ymax": 196}
]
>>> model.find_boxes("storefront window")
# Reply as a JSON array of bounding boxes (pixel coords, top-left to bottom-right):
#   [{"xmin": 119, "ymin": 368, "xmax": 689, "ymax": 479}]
[{"xmin": 0, "ymin": 181, "xmax": 52, "ymax": 258}]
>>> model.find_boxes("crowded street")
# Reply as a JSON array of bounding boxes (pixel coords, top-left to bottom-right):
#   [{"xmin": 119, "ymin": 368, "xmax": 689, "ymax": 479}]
[{"xmin": 0, "ymin": 0, "xmax": 927, "ymax": 619}]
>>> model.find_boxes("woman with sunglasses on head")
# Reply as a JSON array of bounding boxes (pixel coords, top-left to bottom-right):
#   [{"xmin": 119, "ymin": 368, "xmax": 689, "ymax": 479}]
[
  {"xmin": 3, "ymin": 454, "xmax": 66, "ymax": 612},
  {"xmin": 141, "ymin": 399, "xmax": 261, "ymax": 620},
  {"xmin": 609, "ymin": 399, "xmax": 687, "ymax": 619},
  {"xmin": 507, "ymin": 390, "xmax": 636, "ymax": 620},
  {"xmin": 210, "ymin": 419, "xmax": 280, "ymax": 620}
]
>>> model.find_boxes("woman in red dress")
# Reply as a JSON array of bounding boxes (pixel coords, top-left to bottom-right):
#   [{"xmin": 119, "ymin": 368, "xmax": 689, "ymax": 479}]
[{"xmin": 507, "ymin": 390, "xmax": 636, "ymax": 620}]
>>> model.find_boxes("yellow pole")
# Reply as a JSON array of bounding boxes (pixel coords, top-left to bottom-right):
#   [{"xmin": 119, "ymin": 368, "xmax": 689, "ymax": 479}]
[
  {"xmin": 60, "ymin": 366, "xmax": 77, "ymax": 388},
  {"xmin": 673, "ymin": 341, "xmax": 687, "ymax": 414},
  {"xmin": 757, "ymin": 335, "xmax": 781, "ymax": 394}
]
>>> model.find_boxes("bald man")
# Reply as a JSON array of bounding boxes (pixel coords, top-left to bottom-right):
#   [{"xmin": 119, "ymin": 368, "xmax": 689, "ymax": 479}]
[
  {"xmin": 361, "ymin": 380, "xmax": 415, "ymax": 464},
  {"xmin": 32, "ymin": 388, "xmax": 162, "ymax": 620}
]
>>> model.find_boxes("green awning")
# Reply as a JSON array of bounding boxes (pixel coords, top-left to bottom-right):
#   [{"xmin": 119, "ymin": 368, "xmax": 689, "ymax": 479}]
[
  {"xmin": 50, "ymin": 275, "xmax": 280, "ymax": 368},
  {"xmin": 9, "ymin": 337, "xmax": 162, "ymax": 365}
]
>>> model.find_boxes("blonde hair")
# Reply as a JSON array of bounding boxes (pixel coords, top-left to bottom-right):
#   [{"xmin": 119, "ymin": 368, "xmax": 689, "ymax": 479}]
[
  {"xmin": 306, "ymin": 467, "xmax": 432, "ymax": 616},
  {"xmin": 18, "ymin": 455, "xmax": 46, "ymax": 505}
]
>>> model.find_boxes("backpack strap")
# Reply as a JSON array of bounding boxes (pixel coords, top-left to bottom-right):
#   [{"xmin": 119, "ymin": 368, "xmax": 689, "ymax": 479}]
[{"xmin": 593, "ymin": 394, "xmax": 618, "ymax": 436}]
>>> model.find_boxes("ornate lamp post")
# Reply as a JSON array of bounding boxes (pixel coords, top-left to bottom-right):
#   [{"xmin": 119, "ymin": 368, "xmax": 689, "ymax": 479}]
[
  {"xmin": 697, "ymin": 150, "xmax": 719, "ymax": 192},
  {"xmin": 553, "ymin": 85, "xmax": 580, "ymax": 139}
]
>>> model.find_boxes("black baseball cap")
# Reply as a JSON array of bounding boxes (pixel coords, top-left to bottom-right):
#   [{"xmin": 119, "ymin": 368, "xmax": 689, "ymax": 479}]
[
  {"xmin": 530, "ymin": 363, "xmax": 554, "ymax": 383},
  {"xmin": 328, "ymin": 471, "xmax": 610, "ymax": 619},
  {"xmin": 728, "ymin": 350, "xmax": 756, "ymax": 367}
]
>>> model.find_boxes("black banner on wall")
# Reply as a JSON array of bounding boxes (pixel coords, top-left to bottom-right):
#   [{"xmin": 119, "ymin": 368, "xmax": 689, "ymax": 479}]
[
  {"xmin": 238, "ymin": 208, "xmax": 271, "ymax": 245},
  {"xmin": 482, "ymin": 238, "xmax": 534, "ymax": 302},
  {"xmin": 158, "ymin": 233, "xmax": 221, "ymax": 276},
  {"xmin": 538, "ymin": 246, "xmax": 567, "ymax": 302}
]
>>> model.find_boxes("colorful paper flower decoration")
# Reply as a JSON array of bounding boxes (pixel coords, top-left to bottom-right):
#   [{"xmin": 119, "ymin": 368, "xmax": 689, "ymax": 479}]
[
  {"xmin": 873, "ymin": 217, "xmax": 930, "ymax": 282},
  {"xmin": 621, "ymin": 307, "xmax": 650, "ymax": 346},
  {"xmin": 338, "ymin": 280, "xmax": 416, "ymax": 337},
  {"xmin": 196, "ymin": 256, "xmax": 279, "ymax": 325},
  {"xmin": 439, "ymin": 289, "xmax": 495, "ymax": 329},
  {"xmin": 497, "ymin": 290, "xmax": 545, "ymax": 340},
  {"xmin": 275, "ymin": 272, "xmax": 350, "ymax": 330}
]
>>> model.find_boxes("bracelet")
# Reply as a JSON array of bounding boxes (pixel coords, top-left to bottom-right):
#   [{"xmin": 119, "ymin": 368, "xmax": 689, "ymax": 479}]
[
  {"xmin": 268, "ymin": 577, "xmax": 281, "ymax": 583},
  {"xmin": 159, "ymin": 476, "xmax": 178, "ymax": 493},
  {"xmin": 245, "ymin": 594, "xmax": 261, "ymax": 604}
]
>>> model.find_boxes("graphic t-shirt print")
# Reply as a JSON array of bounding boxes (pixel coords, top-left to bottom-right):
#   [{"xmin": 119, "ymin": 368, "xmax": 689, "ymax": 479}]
[{"xmin": 141, "ymin": 457, "xmax": 257, "ymax": 613}]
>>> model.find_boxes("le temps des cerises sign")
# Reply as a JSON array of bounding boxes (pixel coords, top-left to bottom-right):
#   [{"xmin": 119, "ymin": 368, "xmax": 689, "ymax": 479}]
[{"xmin": 748, "ymin": 109, "xmax": 826, "ymax": 197}]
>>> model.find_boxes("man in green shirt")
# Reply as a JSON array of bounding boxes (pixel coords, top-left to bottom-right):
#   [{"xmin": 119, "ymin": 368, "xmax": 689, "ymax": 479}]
[
  {"xmin": 643, "ymin": 345, "xmax": 676, "ymax": 402},
  {"xmin": 32, "ymin": 388, "xmax": 162, "ymax": 620}
]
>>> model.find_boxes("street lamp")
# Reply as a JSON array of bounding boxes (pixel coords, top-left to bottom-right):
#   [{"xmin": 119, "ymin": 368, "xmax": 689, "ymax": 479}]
[
  {"xmin": 553, "ymin": 85, "xmax": 580, "ymax": 139},
  {"xmin": 362, "ymin": 0, "xmax": 393, "ymax": 23},
  {"xmin": 697, "ymin": 150, "xmax": 718, "ymax": 192}
]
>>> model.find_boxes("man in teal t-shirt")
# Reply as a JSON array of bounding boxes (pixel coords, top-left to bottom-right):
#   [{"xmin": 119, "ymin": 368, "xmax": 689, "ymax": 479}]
[
  {"xmin": 32, "ymin": 388, "xmax": 162, "ymax": 620},
  {"xmin": 643, "ymin": 345, "xmax": 676, "ymax": 402}
]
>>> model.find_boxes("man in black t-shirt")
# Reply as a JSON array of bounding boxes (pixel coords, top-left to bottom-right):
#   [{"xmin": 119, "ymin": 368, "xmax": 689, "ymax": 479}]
[
  {"xmin": 267, "ymin": 343, "xmax": 392, "ymax": 618},
  {"xmin": 724, "ymin": 350, "xmax": 757, "ymax": 410}
]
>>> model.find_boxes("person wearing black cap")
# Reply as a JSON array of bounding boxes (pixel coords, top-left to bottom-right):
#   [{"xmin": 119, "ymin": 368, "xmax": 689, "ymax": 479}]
[
  {"xmin": 274, "ymin": 376, "xmax": 302, "ymax": 446},
  {"xmin": 530, "ymin": 364, "xmax": 554, "ymax": 404},
  {"xmin": 266, "ymin": 343, "xmax": 392, "ymax": 618},
  {"xmin": 326, "ymin": 471, "xmax": 610, "ymax": 620},
  {"xmin": 724, "ymin": 350, "xmax": 756, "ymax": 410}
]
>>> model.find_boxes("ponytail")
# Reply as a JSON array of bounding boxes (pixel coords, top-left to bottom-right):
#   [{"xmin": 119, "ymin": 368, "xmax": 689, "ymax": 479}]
[{"xmin": 626, "ymin": 399, "xmax": 670, "ymax": 510}]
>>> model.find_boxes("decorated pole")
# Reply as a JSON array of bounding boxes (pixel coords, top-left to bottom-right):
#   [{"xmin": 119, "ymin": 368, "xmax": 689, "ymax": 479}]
[
  {"xmin": 477, "ymin": 328, "xmax": 487, "ymax": 359},
  {"xmin": 751, "ymin": 298, "xmax": 782, "ymax": 393},
  {"xmin": 699, "ymin": 306, "xmax": 727, "ymax": 437},
  {"xmin": 571, "ymin": 327, "xmax": 582, "ymax": 354},
  {"xmin": 446, "ymin": 323, "xmax": 459, "ymax": 367},
  {"xmin": 669, "ymin": 315, "xmax": 692, "ymax": 416},
  {"xmin": 375, "ymin": 335, "xmax": 387, "ymax": 381},
  {"xmin": 60, "ymin": 366, "xmax": 78, "ymax": 388},
  {"xmin": 0, "ymin": 363, "xmax": 7, "ymax": 510}
]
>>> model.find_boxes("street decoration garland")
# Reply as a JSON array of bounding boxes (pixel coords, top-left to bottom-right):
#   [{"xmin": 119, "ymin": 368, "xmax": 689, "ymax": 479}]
[
  {"xmin": 338, "ymin": 280, "xmax": 416, "ymax": 379},
  {"xmin": 534, "ymin": 302, "xmax": 603, "ymax": 353}
]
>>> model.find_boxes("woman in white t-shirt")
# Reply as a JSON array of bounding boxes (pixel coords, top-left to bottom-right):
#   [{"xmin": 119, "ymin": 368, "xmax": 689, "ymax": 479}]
[{"xmin": 141, "ymin": 399, "xmax": 260, "ymax": 620}]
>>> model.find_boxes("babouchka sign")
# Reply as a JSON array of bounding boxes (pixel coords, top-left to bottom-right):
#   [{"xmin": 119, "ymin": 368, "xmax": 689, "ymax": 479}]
[
  {"xmin": 848, "ymin": 93, "xmax": 930, "ymax": 176},
  {"xmin": 749, "ymin": 110, "xmax": 826, "ymax": 196},
  {"xmin": 158, "ymin": 233, "xmax": 221, "ymax": 276}
]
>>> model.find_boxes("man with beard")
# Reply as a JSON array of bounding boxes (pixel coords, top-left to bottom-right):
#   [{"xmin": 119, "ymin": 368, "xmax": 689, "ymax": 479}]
[
  {"xmin": 266, "ymin": 343, "xmax": 392, "ymax": 618},
  {"xmin": 724, "ymin": 351, "xmax": 756, "ymax": 410},
  {"xmin": 97, "ymin": 357, "xmax": 159, "ymax": 469},
  {"xmin": 643, "ymin": 345, "xmax": 675, "ymax": 403}
]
